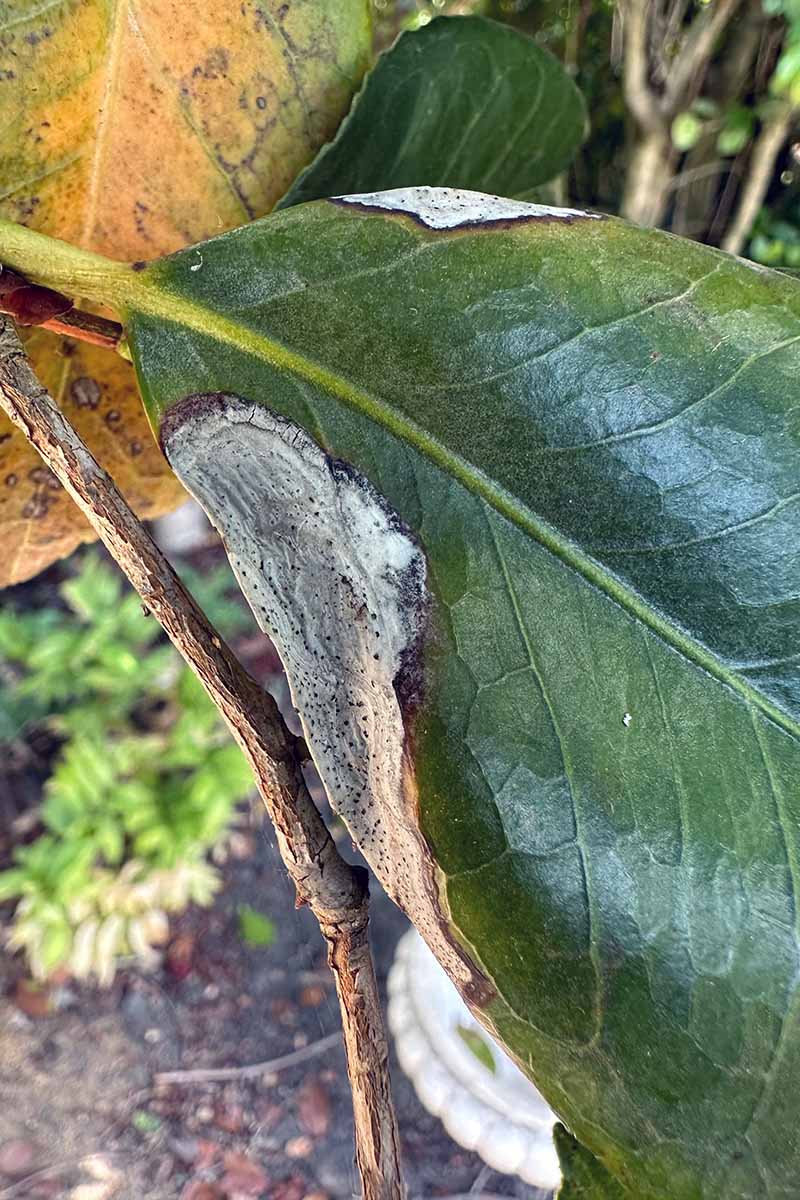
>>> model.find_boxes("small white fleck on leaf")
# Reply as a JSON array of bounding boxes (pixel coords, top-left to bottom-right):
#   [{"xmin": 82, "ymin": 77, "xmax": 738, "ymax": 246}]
[{"xmin": 623, "ymin": 712, "xmax": 632, "ymax": 728}]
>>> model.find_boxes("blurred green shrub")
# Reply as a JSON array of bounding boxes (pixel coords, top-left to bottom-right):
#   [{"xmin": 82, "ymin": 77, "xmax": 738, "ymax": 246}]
[
  {"xmin": 748, "ymin": 196, "xmax": 800, "ymax": 266},
  {"xmin": 767, "ymin": 0, "xmax": 800, "ymax": 104},
  {"xmin": 0, "ymin": 554, "xmax": 254, "ymax": 984}
]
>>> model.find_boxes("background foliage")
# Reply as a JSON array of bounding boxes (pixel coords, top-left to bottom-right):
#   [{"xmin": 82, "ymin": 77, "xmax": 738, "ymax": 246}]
[
  {"xmin": 377, "ymin": 0, "xmax": 800, "ymax": 256},
  {"xmin": 0, "ymin": 555, "xmax": 254, "ymax": 983}
]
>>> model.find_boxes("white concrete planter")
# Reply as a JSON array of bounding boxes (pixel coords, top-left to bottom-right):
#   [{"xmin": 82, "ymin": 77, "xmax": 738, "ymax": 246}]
[{"xmin": 387, "ymin": 928, "xmax": 561, "ymax": 1190}]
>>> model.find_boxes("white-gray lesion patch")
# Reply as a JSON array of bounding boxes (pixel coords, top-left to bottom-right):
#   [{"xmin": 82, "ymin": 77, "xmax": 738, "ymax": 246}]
[
  {"xmin": 334, "ymin": 185, "xmax": 599, "ymax": 229},
  {"xmin": 163, "ymin": 393, "xmax": 476, "ymax": 992}
]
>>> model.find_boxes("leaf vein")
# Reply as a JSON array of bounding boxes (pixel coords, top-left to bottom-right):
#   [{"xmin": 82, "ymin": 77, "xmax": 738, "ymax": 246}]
[
  {"xmin": 122, "ymin": 273, "xmax": 800, "ymax": 747},
  {"xmin": 416, "ymin": 261, "xmax": 725, "ymax": 394},
  {"xmin": 0, "ymin": 0, "xmax": 66, "ymax": 33},
  {"xmin": 545, "ymin": 332, "xmax": 800, "ymax": 455},
  {"xmin": 595, "ymin": 491, "xmax": 800, "ymax": 556},
  {"xmin": 486, "ymin": 508, "xmax": 604, "ymax": 1039}
]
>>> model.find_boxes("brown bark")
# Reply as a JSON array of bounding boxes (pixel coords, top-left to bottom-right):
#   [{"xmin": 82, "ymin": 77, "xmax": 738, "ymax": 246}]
[
  {"xmin": 619, "ymin": 0, "xmax": 675, "ymax": 227},
  {"xmin": 0, "ymin": 269, "xmax": 124, "ymax": 349},
  {"xmin": 672, "ymin": 0, "xmax": 768, "ymax": 241},
  {"xmin": 662, "ymin": 0, "xmax": 743, "ymax": 113},
  {"xmin": 0, "ymin": 314, "xmax": 406, "ymax": 1200},
  {"xmin": 622, "ymin": 127, "xmax": 675, "ymax": 227}
]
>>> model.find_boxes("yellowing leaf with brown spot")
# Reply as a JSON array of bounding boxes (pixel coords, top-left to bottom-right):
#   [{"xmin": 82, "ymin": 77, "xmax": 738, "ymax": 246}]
[{"xmin": 0, "ymin": 0, "xmax": 370, "ymax": 586}]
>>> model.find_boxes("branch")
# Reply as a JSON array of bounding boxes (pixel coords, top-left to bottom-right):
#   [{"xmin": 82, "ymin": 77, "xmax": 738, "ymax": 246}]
[
  {"xmin": 621, "ymin": 0, "xmax": 743, "ymax": 130},
  {"xmin": 667, "ymin": 158, "xmax": 725, "ymax": 192},
  {"xmin": 621, "ymin": 126, "xmax": 675, "ymax": 225},
  {"xmin": 663, "ymin": 0, "xmax": 743, "ymax": 114},
  {"xmin": 620, "ymin": 0, "xmax": 663, "ymax": 133},
  {"xmin": 0, "ymin": 314, "xmax": 406, "ymax": 1200},
  {"xmin": 154, "ymin": 1030, "xmax": 341, "ymax": 1085},
  {"xmin": 721, "ymin": 102, "xmax": 796, "ymax": 255},
  {"xmin": 0, "ymin": 266, "xmax": 125, "ymax": 351},
  {"xmin": 38, "ymin": 307, "xmax": 125, "ymax": 352},
  {"xmin": 716, "ymin": 0, "xmax": 766, "ymax": 99},
  {"xmin": 662, "ymin": 0, "xmax": 692, "ymax": 69}
]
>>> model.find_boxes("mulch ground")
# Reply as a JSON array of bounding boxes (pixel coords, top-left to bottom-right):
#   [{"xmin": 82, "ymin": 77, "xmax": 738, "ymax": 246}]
[{"xmin": 0, "ymin": 810, "xmax": 548, "ymax": 1200}]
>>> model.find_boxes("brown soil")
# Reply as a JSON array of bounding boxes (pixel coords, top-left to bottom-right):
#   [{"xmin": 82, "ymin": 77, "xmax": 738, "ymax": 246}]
[{"xmin": 0, "ymin": 820, "xmax": 548, "ymax": 1200}]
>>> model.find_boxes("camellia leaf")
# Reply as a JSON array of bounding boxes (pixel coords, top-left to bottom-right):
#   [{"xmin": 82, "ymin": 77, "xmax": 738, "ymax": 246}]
[
  {"xmin": 0, "ymin": 0, "xmax": 370, "ymax": 585},
  {"xmin": 2, "ymin": 187, "xmax": 800, "ymax": 1196},
  {"xmin": 278, "ymin": 16, "xmax": 586, "ymax": 211},
  {"xmin": 455, "ymin": 1022, "xmax": 497, "ymax": 1074},
  {"xmin": 555, "ymin": 1126, "xmax": 627, "ymax": 1199}
]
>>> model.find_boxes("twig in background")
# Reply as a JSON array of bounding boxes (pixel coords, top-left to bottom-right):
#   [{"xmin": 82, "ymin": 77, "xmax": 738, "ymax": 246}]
[
  {"xmin": 0, "ymin": 313, "xmax": 406, "ymax": 1200},
  {"xmin": 619, "ymin": 0, "xmax": 744, "ymax": 229},
  {"xmin": 154, "ymin": 1030, "xmax": 342, "ymax": 1085},
  {"xmin": 722, "ymin": 102, "xmax": 797, "ymax": 254}
]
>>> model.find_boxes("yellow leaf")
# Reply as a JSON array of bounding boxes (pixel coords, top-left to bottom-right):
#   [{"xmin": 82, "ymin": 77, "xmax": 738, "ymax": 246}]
[{"xmin": 0, "ymin": 0, "xmax": 370, "ymax": 585}]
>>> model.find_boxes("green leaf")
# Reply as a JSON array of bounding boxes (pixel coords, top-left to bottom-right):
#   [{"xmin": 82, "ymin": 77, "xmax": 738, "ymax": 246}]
[
  {"xmin": 456, "ymin": 1023, "xmax": 496, "ymax": 1073},
  {"xmin": 555, "ymin": 1126, "xmax": 628, "ymax": 1199},
  {"xmin": 131, "ymin": 1109, "xmax": 162, "ymax": 1135},
  {"xmin": 716, "ymin": 106, "xmax": 755, "ymax": 157},
  {"xmin": 133, "ymin": 826, "xmax": 171, "ymax": 858},
  {"xmin": 38, "ymin": 920, "xmax": 73, "ymax": 974},
  {"xmin": 670, "ymin": 111, "xmax": 702, "ymax": 151},
  {"xmin": 4, "ymin": 188, "xmax": 800, "ymax": 1197},
  {"xmin": 237, "ymin": 903, "xmax": 276, "ymax": 948},
  {"xmin": 278, "ymin": 17, "xmax": 586, "ymax": 209},
  {"xmin": 772, "ymin": 40, "xmax": 800, "ymax": 98},
  {"xmin": 0, "ymin": 869, "xmax": 27, "ymax": 903},
  {"xmin": 95, "ymin": 820, "xmax": 125, "ymax": 866},
  {"xmin": 690, "ymin": 96, "xmax": 719, "ymax": 119},
  {"xmin": 62, "ymin": 556, "xmax": 122, "ymax": 622}
]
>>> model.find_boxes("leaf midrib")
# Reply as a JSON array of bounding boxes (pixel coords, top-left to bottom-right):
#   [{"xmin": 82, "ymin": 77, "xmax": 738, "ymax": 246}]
[{"xmin": 126, "ymin": 274, "xmax": 800, "ymax": 747}]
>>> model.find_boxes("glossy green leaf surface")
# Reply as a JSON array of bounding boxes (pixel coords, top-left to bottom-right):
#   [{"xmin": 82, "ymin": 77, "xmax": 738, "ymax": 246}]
[
  {"xmin": 555, "ymin": 1126, "xmax": 628, "ymax": 1198},
  {"xmin": 278, "ymin": 17, "xmax": 585, "ymax": 209},
  {"xmin": 129, "ymin": 194, "xmax": 800, "ymax": 1199},
  {"xmin": 12, "ymin": 189, "xmax": 799, "ymax": 1197}
]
